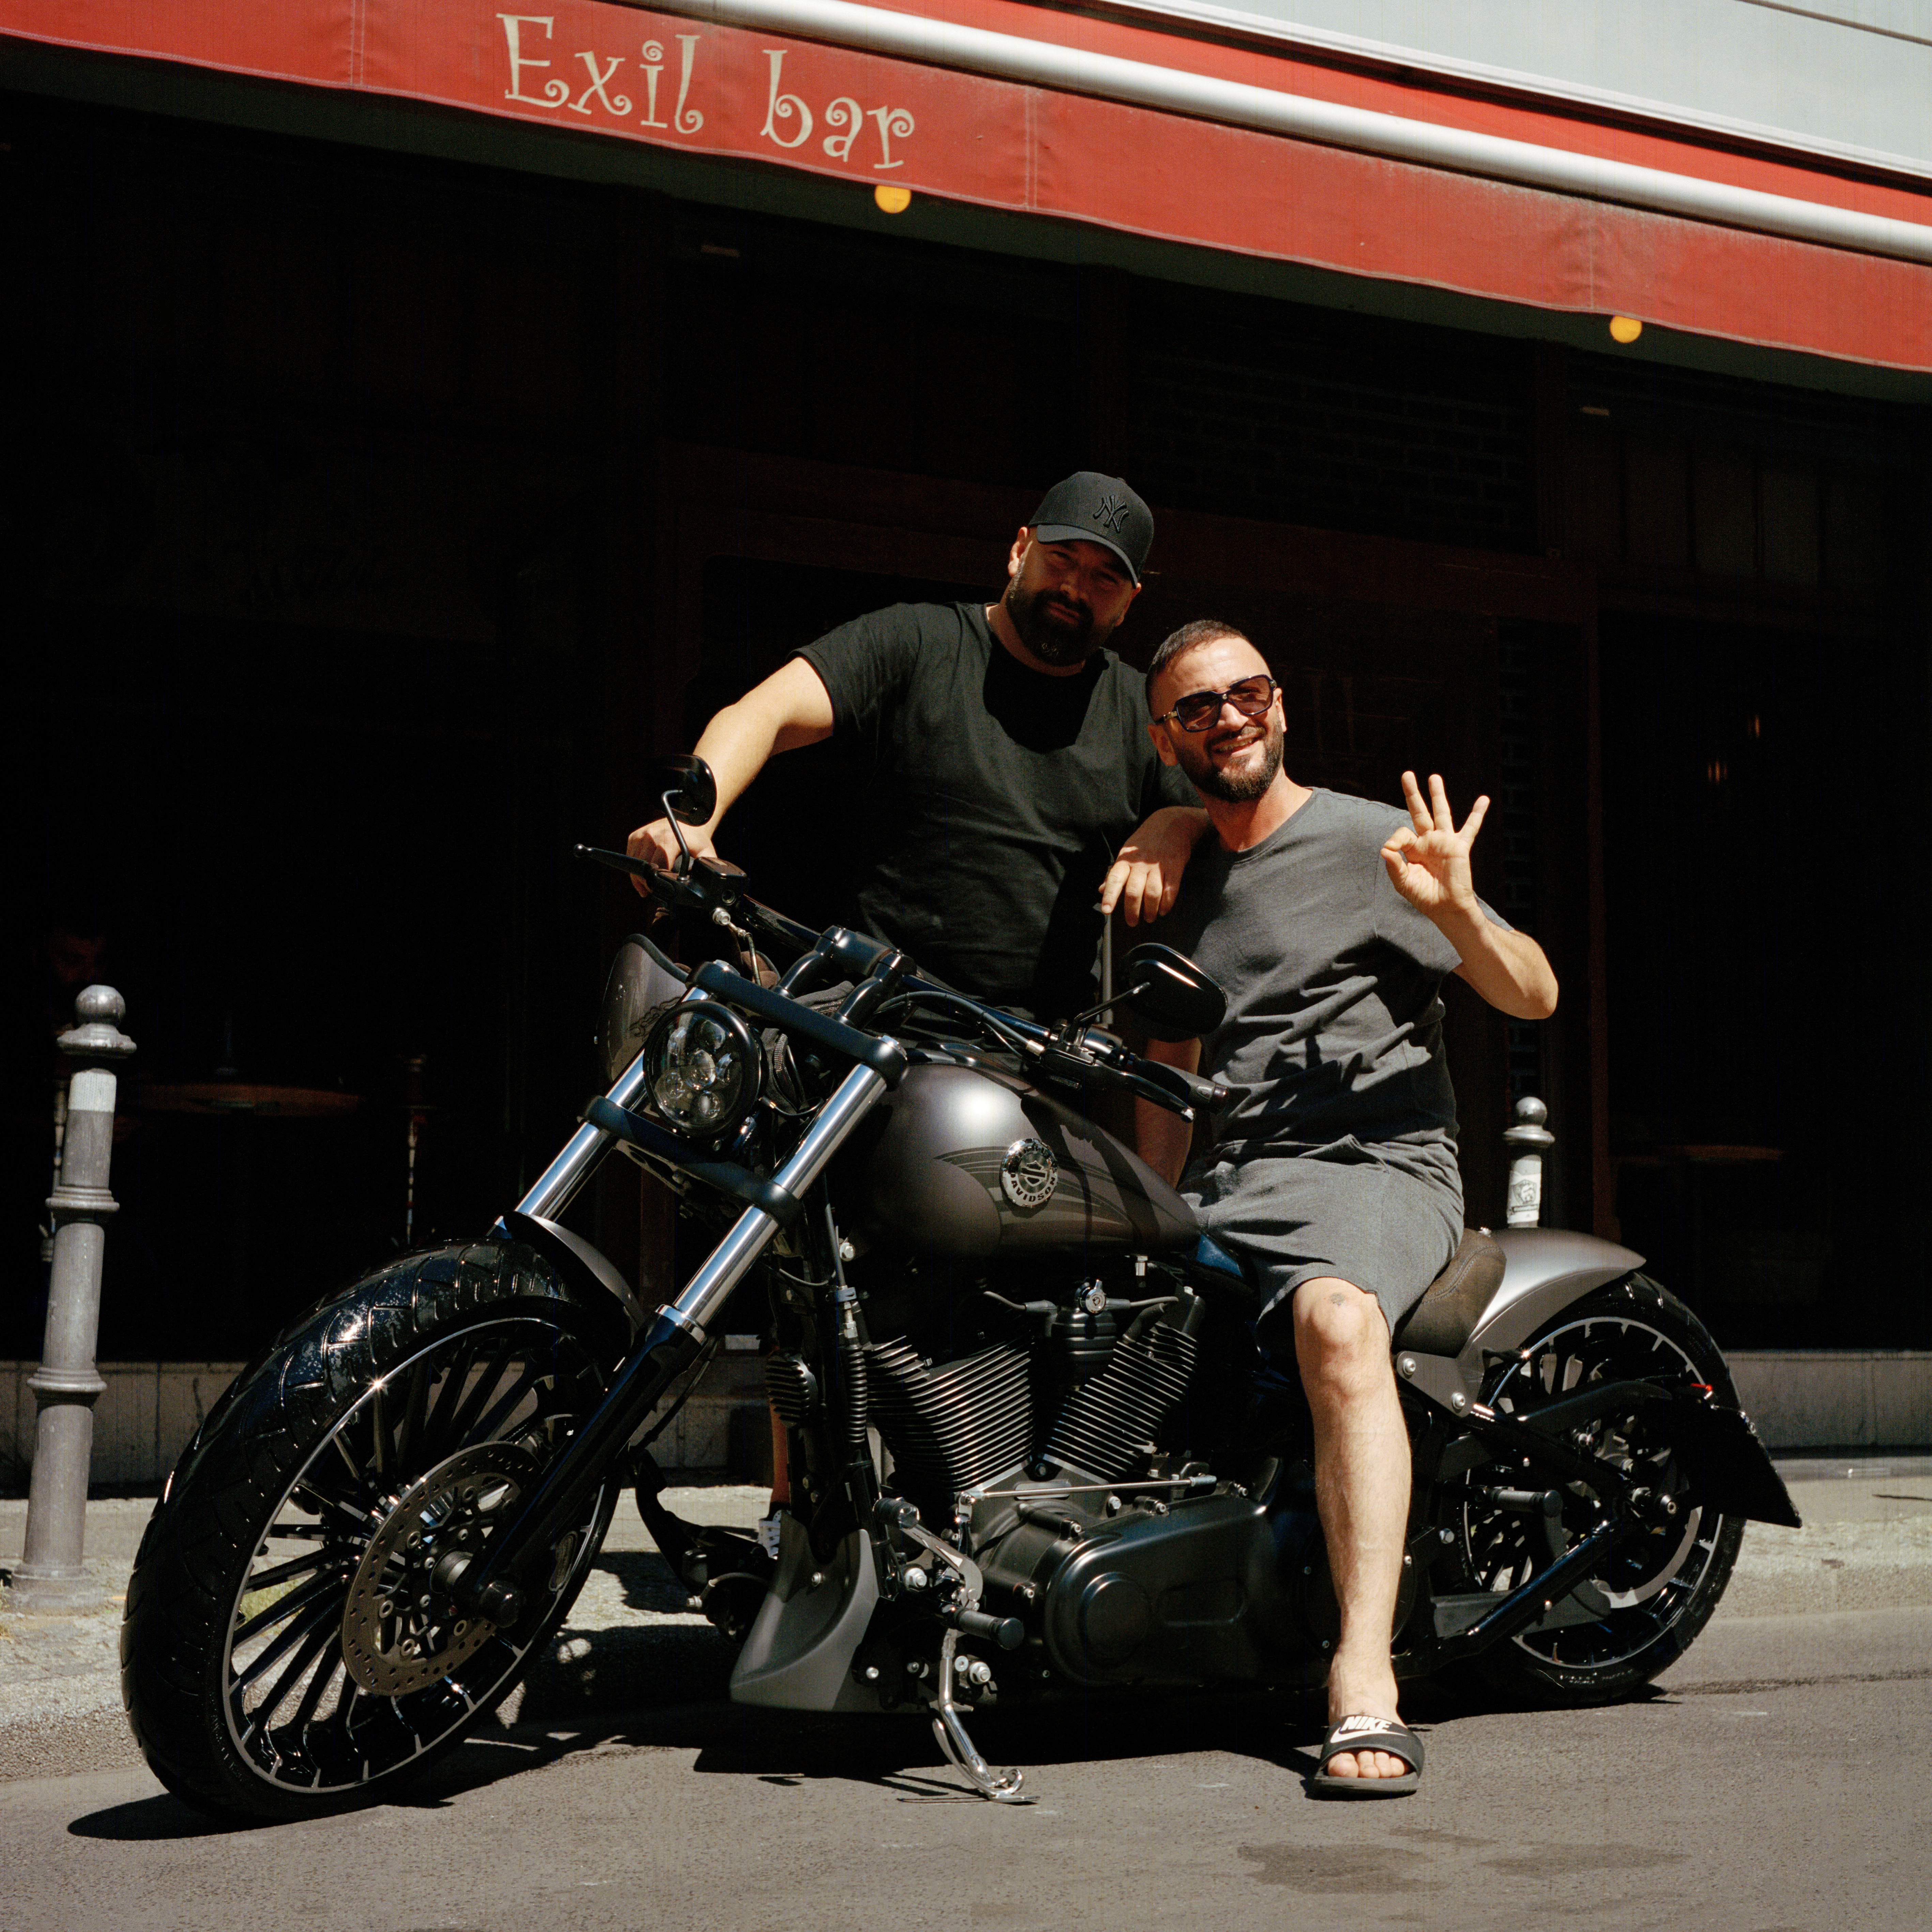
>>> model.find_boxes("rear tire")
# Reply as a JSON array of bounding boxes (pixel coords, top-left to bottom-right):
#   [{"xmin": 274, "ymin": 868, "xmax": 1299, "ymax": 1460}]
[
  {"xmin": 120, "ymin": 1241, "xmax": 624, "ymax": 1819},
  {"xmin": 1435, "ymin": 1273, "xmax": 1745, "ymax": 1706}
]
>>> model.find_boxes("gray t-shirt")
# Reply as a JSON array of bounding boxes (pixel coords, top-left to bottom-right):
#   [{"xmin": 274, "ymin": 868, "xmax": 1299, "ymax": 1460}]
[{"xmin": 1158, "ymin": 788, "xmax": 1493, "ymax": 1154}]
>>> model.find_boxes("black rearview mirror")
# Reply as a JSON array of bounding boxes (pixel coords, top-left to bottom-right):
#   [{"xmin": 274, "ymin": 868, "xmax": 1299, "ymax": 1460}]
[
  {"xmin": 1118, "ymin": 943, "xmax": 1226, "ymax": 1042},
  {"xmin": 653, "ymin": 754, "xmax": 717, "ymax": 827}
]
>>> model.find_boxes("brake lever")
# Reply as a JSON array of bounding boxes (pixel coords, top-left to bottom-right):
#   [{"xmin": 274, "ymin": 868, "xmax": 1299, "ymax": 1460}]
[
  {"xmin": 1104, "ymin": 1048, "xmax": 1230, "ymax": 1118},
  {"xmin": 577, "ymin": 843, "xmax": 659, "ymax": 881},
  {"xmin": 1170, "ymin": 1066, "xmax": 1233, "ymax": 1112},
  {"xmin": 577, "ymin": 843, "xmax": 747, "ymax": 912}
]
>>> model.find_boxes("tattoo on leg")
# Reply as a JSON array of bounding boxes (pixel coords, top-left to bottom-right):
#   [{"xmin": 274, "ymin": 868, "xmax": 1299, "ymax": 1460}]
[{"xmin": 1330, "ymin": 1292, "xmax": 1350, "ymax": 1307}]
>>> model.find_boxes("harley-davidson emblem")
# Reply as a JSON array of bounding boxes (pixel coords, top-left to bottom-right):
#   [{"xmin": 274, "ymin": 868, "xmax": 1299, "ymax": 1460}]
[{"xmin": 1000, "ymin": 1137, "xmax": 1058, "ymax": 1210}]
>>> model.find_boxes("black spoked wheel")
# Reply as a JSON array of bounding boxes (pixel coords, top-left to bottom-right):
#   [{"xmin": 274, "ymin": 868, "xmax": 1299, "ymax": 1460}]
[
  {"xmin": 122, "ymin": 1242, "xmax": 624, "ymax": 1819},
  {"xmin": 1437, "ymin": 1274, "xmax": 1745, "ymax": 1705}
]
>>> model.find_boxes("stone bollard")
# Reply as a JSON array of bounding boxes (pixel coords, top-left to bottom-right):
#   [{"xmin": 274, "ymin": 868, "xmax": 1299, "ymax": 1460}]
[
  {"xmin": 10, "ymin": 986, "xmax": 136, "ymax": 1612},
  {"xmin": 1504, "ymin": 1095, "xmax": 1555, "ymax": 1229}
]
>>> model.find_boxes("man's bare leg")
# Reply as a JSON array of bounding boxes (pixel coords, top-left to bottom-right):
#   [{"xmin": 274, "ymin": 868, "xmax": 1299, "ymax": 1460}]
[{"xmin": 1292, "ymin": 1275, "xmax": 1413, "ymax": 1782}]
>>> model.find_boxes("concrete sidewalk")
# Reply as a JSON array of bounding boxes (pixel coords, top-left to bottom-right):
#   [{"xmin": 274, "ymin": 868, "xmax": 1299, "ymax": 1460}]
[{"xmin": 2, "ymin": 1463, "xmax": 1929, "ymax": 1780}]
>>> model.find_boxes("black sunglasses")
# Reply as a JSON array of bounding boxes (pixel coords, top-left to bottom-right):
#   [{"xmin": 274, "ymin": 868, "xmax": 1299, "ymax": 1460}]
[{"xmin": 1157, "ymin": 674, "xmax": 1278, "ymax": 733}]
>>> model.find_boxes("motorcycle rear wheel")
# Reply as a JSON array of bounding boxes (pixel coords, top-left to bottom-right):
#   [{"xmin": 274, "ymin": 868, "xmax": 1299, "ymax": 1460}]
[
  {"xmin": 121, "ymin": 1241, "xmax": 624, "ymax": 1820},
  {"xmin": 1436, "ymin": 1273, "xmax": 1745, "ymax": 1706}
]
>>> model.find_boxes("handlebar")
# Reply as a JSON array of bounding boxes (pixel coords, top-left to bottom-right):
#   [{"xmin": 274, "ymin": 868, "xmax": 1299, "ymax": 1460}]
[
  {"xmin": 580, "ymin": 843, "xmax": 1227, "ymax": 1121},
  {"xmin": 690, "ymin": 960, "xmax": 909, "ymax": 1087},
  {"xmin": 881, "ymin": 974, "xmax": 1229, "ymax": 1120}
]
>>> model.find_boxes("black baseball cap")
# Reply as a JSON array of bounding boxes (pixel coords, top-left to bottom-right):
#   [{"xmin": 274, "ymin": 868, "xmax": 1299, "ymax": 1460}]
[{"xmin": 1028, "ymin": 472, "xmax": 1154, "ymax": 584}]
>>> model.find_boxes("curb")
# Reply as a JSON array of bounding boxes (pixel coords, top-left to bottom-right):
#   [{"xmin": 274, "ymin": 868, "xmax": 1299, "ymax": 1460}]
[{"xmin": 3, "ymin": 1483, "xmax": 1929, "ymax": 1760}]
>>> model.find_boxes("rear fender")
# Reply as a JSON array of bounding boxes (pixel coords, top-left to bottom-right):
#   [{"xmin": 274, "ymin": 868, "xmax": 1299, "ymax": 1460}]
[
  {"xmin": 501, "ymin": 1210, "xmax": 651, "ymax": 1342},
  {"xmin": 1448, "ymin": 1230, "xmax": 1800, "ymax": 1529},
  {"xmin": 1456, "ymin": 1228, "xmax": 1647, "ymax": 1375}
]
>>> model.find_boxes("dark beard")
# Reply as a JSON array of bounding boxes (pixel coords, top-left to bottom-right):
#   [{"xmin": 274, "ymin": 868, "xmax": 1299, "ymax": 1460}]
[
  {"xmin": 1002, "ymin": 578, "xmax": 1096, "ymax": 666},
  {"xmin": 1182, "ymin": 725, "xmax": 1283, "ymax": 802}
]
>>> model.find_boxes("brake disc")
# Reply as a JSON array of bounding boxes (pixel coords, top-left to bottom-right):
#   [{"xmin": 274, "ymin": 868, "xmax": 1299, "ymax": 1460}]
[{"xmin": 341, "ymin": 1440, "xmax": 542, "ymax": 1696}]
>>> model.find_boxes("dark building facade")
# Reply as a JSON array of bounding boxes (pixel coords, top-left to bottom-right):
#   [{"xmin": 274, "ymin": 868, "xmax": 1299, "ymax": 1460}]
[{"xmin": 4, "ymin": 4, "xmax": 1929, "ymax": 1372}]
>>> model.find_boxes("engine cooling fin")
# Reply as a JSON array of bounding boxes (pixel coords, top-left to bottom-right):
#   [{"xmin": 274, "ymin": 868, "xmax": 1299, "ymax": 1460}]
[
  {"xmin": 1046, "ymin": 1319, "xmax": 1199, "ymax": 1483},
  {"xmin": 864, "ymin": 1335, "xmax": 1034, "ymax": 1501},
  {"xmin": 764, "ymin": 1352, "xmax": 820, "ymax": 1427}
]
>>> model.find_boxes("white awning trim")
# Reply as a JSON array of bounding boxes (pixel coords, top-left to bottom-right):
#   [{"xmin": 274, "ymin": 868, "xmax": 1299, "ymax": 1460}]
[
  {"xmin": 655, "ymin": 0, "xmax": 1932, "ymax": 265},
  {"xmin": 1095, "ymin": 0, "xmax": 1932, "ymax": 184}
]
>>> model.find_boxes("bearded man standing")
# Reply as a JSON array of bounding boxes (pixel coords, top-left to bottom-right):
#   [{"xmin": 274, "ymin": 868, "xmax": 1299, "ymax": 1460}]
[
  {"xmin": 630, "ymin": 476, "xmax": 1209, "ymax": 1524},
  {"xmin": 1136, "ymin": 619, "xmax": 1558, "ymax": 1797},
  {"xmin": 629, "ymin": 474, "xmax": 1206, "ymax": 1018}
]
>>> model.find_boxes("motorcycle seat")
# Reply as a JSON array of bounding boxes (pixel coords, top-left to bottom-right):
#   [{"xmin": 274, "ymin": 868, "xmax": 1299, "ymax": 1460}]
[
  {"xmin": 1186, "ymin": 1229, "xmax": 1506, "ymax": 1351},
  {"xmin": 1390, "ymin": 1228, "xmax": 1506, "ymax": 1356}
]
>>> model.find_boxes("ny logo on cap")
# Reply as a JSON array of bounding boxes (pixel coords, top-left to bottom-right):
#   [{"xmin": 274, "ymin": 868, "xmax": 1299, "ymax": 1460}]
[{"xmin": 1092, "ymin": 493, "xmax": 1128, "ymax": 534}]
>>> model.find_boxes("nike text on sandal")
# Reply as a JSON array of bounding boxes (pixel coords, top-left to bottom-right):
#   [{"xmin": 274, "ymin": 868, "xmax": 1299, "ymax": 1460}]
[{"xmin": 1308, "ymin": 1715, "xmax": 1424, "ymax": 1798}]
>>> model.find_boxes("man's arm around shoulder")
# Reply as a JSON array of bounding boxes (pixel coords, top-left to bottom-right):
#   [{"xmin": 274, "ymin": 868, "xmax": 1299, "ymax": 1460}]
[{"xmin": 1102, "ymin": 806, "xmax": 1212, "ymax": 927}]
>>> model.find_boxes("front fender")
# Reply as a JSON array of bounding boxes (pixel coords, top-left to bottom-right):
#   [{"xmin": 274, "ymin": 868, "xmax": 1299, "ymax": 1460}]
[{"xmin": 501, "ymin": 1210, "xmax": 651, "ymax": 1342}]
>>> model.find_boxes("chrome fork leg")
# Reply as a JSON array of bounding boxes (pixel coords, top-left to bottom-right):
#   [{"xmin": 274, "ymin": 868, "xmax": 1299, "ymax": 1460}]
[{"xmin": 929, "ymin": 1629, "xmax": 1026, "ymax": 1803}]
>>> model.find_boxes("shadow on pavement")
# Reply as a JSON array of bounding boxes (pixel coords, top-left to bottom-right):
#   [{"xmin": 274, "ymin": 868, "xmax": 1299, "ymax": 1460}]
[
  {"xmin": 597, "ymin": 1550, "xmax": 701, "ymax": 1614},
  {"xmin": 70, "ymin": 1792, "xmax": 278, "ymax": 1841},
  {"xmin": 63, "ymin": 1625, "xmax": 1499, "ymax": 1836},
  {"xmin": 509, "ymin": 1661, "xmax": 1360, "ymax": 1792}
]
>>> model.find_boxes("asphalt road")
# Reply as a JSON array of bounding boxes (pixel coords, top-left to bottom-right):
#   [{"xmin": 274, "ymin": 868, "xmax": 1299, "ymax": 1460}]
[{"xmin": 2, "ymin": 1601, "xmax": 1926, "ymax": 1932}]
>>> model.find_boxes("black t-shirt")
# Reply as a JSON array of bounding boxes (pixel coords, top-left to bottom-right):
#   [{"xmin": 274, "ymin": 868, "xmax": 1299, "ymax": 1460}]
[{"xmin": 797, "ymin": 602, "xmax": 1191, "ymax": 1016}]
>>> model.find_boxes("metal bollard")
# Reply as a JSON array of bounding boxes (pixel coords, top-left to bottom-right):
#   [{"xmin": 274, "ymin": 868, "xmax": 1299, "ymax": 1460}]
[
  {"xmin": 10, "ymin": 987, "xmax": 136, "ymax": 1612},
  {"xmin": 1504, "ymin": 1095, "xmax": 1555, "ymax": 1229}
]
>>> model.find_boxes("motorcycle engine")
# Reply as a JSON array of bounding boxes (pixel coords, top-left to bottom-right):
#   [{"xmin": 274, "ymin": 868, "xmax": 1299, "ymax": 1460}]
[
  {"xmin": 768, "ymin": 1253, "xmax": 1333, "ymax": 1699},
  {"xmin": 830, "ymin": 1255, "xmax": 1208, "ymax": 1518}
]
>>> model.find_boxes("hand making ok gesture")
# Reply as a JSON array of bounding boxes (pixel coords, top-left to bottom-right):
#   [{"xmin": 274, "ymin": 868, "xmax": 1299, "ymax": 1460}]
[{"xmin": 1380, "ymin": 770, "xmax": 1488, "ymax": 919}]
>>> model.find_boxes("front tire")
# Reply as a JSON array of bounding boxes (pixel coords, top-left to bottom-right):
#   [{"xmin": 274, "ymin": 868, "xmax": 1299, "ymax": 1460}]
[
  {"xmin": 121, "ymin": 1241, "xmax": 624, "ymax": 1819},
  {"xmin": 1436, "ymin": 1273, "xmax": 1745, "ymax": 1706}
]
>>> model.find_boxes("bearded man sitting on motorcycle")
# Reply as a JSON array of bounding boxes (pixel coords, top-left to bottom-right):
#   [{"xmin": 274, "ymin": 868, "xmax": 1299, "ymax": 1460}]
[{"xmin": 1135, "ymin": 620, "xmax": 1559, "ymax": 1797}]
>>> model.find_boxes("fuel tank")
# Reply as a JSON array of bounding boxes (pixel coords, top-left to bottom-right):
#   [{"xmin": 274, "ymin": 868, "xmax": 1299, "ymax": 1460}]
[{"xmin": 840, "ymin": 1062, "xmax": 1198, "ymax": 1260}]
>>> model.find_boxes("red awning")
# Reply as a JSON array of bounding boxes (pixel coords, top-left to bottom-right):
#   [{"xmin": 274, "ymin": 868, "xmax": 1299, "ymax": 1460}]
[{"xmin": 6, "ymin": 0, "xmax": 1929, "ymax": 371}]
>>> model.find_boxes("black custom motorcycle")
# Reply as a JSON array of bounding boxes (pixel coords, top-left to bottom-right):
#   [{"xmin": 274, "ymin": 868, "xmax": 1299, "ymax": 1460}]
[{"xmin": 121, "ymin": 757, "xmax": 1798, "ymax": 1819}]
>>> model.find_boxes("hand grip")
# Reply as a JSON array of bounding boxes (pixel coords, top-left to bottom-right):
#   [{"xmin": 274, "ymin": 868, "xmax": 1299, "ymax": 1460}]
[
  {"xmin": 1173, "ymin": 1067, "xmax": 1232, "ymax": 1111},
  {"xmin": 1132, "ymin": 1055, "xmax": 1231, "ymax": 1112}
]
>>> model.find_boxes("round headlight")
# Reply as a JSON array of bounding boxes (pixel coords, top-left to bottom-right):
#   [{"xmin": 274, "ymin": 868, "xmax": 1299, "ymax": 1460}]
[{"xmin": 643, "ymin": 1001, "xmax": 761, "ymax": 1138}]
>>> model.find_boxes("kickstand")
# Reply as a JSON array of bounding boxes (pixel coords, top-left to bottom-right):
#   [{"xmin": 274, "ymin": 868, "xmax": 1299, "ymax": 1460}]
[{"xmin": 928, "ymin": 1630, "xmax": 1028, "ymax": 1804}]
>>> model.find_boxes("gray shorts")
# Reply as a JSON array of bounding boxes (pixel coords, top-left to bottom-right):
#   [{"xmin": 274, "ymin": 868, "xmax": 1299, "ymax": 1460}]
[{"xmin": 1187, "ymin": 1135, "xmax": 1463, "ymax": 1339}]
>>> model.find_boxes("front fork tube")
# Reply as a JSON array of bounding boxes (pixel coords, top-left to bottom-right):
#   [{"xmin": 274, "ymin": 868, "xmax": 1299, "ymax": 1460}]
[
  {"xmin": 511, "ymin": 1050, "xmax": 652, "ymax": 1227},
  {"xmin": 458, "ymin": 1063, "xmax": 891, "ymax": 1622}
]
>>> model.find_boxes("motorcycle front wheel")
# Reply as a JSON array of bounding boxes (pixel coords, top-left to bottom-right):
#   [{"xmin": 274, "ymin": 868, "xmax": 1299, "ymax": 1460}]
[
  {"xmin": 1435, "ymin": 1273, "xmax": 1746, "ymax": 1706},
  {"xmin": 121, "ymin": 1240, "xmax": 625, "ymax": 1820}
]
